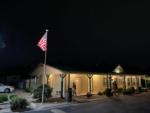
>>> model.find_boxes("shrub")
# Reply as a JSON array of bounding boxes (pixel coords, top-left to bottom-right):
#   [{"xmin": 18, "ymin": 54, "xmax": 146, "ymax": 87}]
[
  {"xmin": 86, "ymin": 92, "xmax": 92, "ymax": 98},
  {"xmin": 103, "ymin": 88, "xmax": 112, "ymax": 97},
  {"xmin": 130, "ymin": 87, "xmax": 135, "ymax": 93},
  {"xmin": 136, "ymin": 87, "xmax": 148, "ymax": 93},
  {"xmin": 10, "ymin": 97, "xmax": 29, "ymax": 111},
  {"xmin": 97, "ymin": 91, "xmax": 103, "ymax": 95},
  {"xmin": 9, "ymin": 95, "xmax": 17, "ymax": 100},
  {"xmin": 123, "ymin": 88, "xmax": 135, "ymax": 95},
  {"xmin": 33, "ymin": 84, "xmax": 52, "ymax": 101},
  {"xmin": 117, "ymin": 88, "xmax": 124, "ymax": 94},
  {"xmin": 25, "ymin": 87, "xmax": 34, "ymax": 93},
  {"xmin": 0, "ymin": 98, "xmax": 3, "ymax": 103},
  {"xmin": 143, "ymin": 88, "xmax": 148, "ymax": 92},
  {"xmin": 122, "ymin": 89, "xmax": 129, "ymax": 95},
  {"xmin": 0, "ymin": 94, "xmax": 8, "ymax": 103},
  {"xmin": 137, "ymin": 87, "xmax": 143, "ymax": 92}
]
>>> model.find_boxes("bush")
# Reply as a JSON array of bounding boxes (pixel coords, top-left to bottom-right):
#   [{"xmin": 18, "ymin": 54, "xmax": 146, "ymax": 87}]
[
  {"xmin": 0, "ymin": 94, "xmax": 8, "ymax": 103},
  {"xmin": 86, "ymin": 92, "xmax": 92, "ymax": 98},
  {"xmin": 130, "ymin": 87, "xmax": 135, "ymax": 93},
  {"xmin": 9, "ymin": 95, "xmax": 17, "ymax": 100},
  {"xmin": 33, "ymin": 84, "xmax": 52, "ymax": 102},
  {"xmin": 10, "ymin": 97, "xmax": 29, "ymax": 111},
  {"xmin": 143, "ymin": 88, "xmax": 148, "ymax": 92},
  {"xmin": 25, "ymin": 87, "xmax": 34, "ymax": 93},
  {"xmin": 123, "ymin": 87, "xmax": 135, "ymax": 95},
  {"xmin": 97, "ymin": 91, "xmax": 103, "ymax": 95},
  {"xmin": 117, "ymin": 88, "xmax": 124, "ymax": 94},
  {"xmin": 137, "ymin": 87, "xmax": 143, "ymax": 92},
  {"xmin": 0, "ymin": 98, "xmax": 3, "ymax": 103},
  {"xmin": 123, "ymin": 89, "xmax": 128, "ymax": 95},
  {"xmin": 103, "ymin": 88, "xmax": 112, "ymax": 97}
]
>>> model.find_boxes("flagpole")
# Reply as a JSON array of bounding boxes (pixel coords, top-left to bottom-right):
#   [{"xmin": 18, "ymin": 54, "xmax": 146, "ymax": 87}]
[{"xmin": 42, "ymin": 29, "xmax": 48, "ymax": 103}]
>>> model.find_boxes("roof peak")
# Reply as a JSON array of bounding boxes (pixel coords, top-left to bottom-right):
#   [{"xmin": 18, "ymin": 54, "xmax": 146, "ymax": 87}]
[{"xmin": 113, "ymin": 64, "xmax": 124, "ymax": 73}]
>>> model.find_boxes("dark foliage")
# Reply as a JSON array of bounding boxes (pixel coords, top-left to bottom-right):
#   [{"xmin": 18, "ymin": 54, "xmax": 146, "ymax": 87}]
[{"xmin": 33, "ymin": 84, "xmax": 52, "ymax": 102}]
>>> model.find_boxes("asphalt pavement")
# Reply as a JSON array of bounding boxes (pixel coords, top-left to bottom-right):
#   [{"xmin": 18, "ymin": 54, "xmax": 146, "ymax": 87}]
[{"xmin": 24, "ymin": 91, "xmax": 150, "ymax": 113}]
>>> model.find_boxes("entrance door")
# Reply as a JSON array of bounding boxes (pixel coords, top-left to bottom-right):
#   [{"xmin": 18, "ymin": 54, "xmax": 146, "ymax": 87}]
[{"xmin": 75, "ymin": 78, "xmax": 81, "ymax": 96}]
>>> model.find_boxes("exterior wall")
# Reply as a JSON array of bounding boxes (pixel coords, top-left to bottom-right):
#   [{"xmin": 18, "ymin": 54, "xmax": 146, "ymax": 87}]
[
  {"xmin": 112, "ymin": 75, "xmax": 124, "ymax": 88},
  {"xmin": 92, "ymin": 74, "xmax": 106, "ymax": 94},
  {"xmin": 26, "ymin": 79, "xmax": 37, "ymax": 88},
  {"xmin": 112, "ymin": 75, "xmax": 142, "ymax": 89},
  {"xmin": 65, "ymin": 74, "xmax": 108, "ymax": 95},
  {"xmin": 126, "ymin": 76, "xmax": 132, "ymax": 89},
  {"xmin": 144, "ymin": 76, "xmax": 150, "ymax": 88},
  {"xmin": 48, "ymin": 74, "xmax": 61, "ymax": 97},
  {"xmin": 36, "ymin": 72, "xmax": 143, "ymax": 97},
  {"xmin": 64, "ymin": 74, "xmax": 143, "ymax": 96},
  {"xmin": 69, "ymin": 73, "xmax": 88, "ymax": 96},
  {"xmin": 32, "ymin": 74, "xmax": 61, "ymax": 97},
  {"xmin": 138, "ymin": 76, "xmax": 142, "ymax": 87}
]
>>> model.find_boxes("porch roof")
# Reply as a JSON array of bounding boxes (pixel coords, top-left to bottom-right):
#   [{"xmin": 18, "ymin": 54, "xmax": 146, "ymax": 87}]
[
  {"xmin": 31, "ymin": 63, "xmax": 147, "ymax": 76},
  {"xmin": 52, "ymin": 65, "xmax": 146, "ymax": 76}
]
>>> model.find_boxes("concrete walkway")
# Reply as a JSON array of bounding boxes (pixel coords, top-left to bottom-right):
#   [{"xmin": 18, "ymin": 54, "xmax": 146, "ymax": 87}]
[{"xmin": 73, "ymin": 95, "xmax": 107, "ymax": 103}]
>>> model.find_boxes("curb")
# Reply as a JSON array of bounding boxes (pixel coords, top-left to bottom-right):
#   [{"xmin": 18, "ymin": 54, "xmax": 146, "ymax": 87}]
[
  {"xmin": 73, "ymin": 96, "xmax": 107, "ymax": 103},
  {"xmin": 0, "ymin": 101, "xmax": 9, "ymax": 105},
  {"xmin": 23, "ymin": 102, "xmax": 73, "ymax": 113}
]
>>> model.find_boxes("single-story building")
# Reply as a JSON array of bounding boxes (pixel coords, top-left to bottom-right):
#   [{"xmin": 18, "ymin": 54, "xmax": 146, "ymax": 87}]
[{"xmin": 26, "ymin": 64, "xmax": 146, "ymax": 97}]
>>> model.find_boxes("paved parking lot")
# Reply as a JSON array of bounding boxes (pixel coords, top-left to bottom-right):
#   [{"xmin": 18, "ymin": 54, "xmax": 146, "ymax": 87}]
[
  {"xmin": 1, "ymin": 90, "xmax": 150, "ymax": 113},
  {"xmin": 25, "ymin": 91, "xmax": 150, "ymax": 113}
]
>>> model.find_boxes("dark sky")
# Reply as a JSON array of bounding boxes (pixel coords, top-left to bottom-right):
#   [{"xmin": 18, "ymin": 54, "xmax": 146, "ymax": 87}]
[{"xmin": 0, "ymin": 0, "xmax": 150, "ymax": 72}]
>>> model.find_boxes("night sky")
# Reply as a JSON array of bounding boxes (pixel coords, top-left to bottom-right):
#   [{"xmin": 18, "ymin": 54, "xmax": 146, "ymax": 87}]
[{"xmin": 0, "ymin": 1, "xmax": 150, "ymax": 73}]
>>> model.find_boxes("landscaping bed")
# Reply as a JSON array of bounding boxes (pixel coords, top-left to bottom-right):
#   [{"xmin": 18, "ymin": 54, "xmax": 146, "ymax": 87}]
[
  {"xmin": 34, "ymin": 97, "xmax": 65, "ymax": 103},
  {"xmin": 0, "ymin": 94, "xmax": 8, "ymax": 103}
]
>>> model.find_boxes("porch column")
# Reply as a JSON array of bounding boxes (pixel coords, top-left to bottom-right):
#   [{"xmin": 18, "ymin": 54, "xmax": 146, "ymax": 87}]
[
  {"xmin": 106, "ymin": 75, "xmax": 109, "ymax": 89},
  {"xmin": 145, "ymin": 75, "xmax": 147, "ymax": 88},
  {"xmin": 87, "ymin": 73, "xmax": 93, "ymax": 94},
  {"xmin": 108, "ymin": 74, "xmax": 112, "ymax": 89},
  {"xmin": 66, "ymin": 73, "xmax": 72, "ymax": 102},
  {"xmin": 138, "ymin": 76, "xmax": 141, "ymax": 87},
  {"xmin": 136, "ymin": 76, "xmax": 139, "ymax": 88},
  {"xmin": 60, "ymin": 73, "xmax": 66, "ymax": 99},
  {"xmin": 68, "ymin": 73, "xmax": 70, "ymax": 89},
  {"xmin": 123, "ymin": 74, "xmax": 126, "ymax": 89},
  {"xmin": 131, "ymin": 76, "xmax": 133, "ymax": 87}
]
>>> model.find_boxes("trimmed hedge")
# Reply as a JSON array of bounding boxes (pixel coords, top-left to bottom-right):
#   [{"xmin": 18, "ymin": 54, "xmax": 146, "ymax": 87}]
[
  {"xmin": 97, "ymin": 91, "xmax": 103, "ymax": 96},
  {"xmin": 25, "ymin": 87, "xmax": 34, "ymax": 93},
  {"xmin": 117, "ymin": 88, "xmax": 124, "ymax": 94},
  {"xmin": 86, "ymin": 92, "xmax": 92, "ymax": 98},
  {"xmin": 0, "ymin": 94, "xmax": 8, "ymax": 103},
  {"xmin": 33, "ymin": 84, "xmax": 52, "ymax": 102},
  {"xmin": 10, "ymin": 97, "xmax": 29, "ymax": 111},
  {"xmin": 123, "ymin": 87, "xmax": 135, "ymax": 95},
  {"xmin": 9, "ymin": 95, "xmax": 17, "ymax": 100},
  {"xmin": 103, "ymin": 88, "xmax": 112, "ymax": 97}
]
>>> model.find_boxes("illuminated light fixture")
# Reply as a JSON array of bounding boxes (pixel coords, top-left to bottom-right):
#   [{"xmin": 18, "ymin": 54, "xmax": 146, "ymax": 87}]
[
  {"xmin": 113, "ymin": 65, "xmax": 124, "ymax": 74},
  {"xmin": 87, "ymin": 73, "xmax": 93, "ymax": 78},
  {"xmin": 76, "ymin": 79, "xmax": 78, "ymax": 82}
]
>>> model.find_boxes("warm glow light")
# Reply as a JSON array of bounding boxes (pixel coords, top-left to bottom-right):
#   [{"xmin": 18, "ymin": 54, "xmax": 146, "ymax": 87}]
[
  {"xmin": 115, "ymin": 69, "xmax": 120, "ymax": 74},
  {"xmin": 113, "ymin": 65, "xmax": 124, "ymax": 74}
]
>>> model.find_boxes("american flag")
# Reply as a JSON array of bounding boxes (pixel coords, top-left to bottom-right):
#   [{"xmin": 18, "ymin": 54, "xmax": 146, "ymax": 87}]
[{"xmin": 37, "ymin": 31, "xmax": 48, "ymax": 51}]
